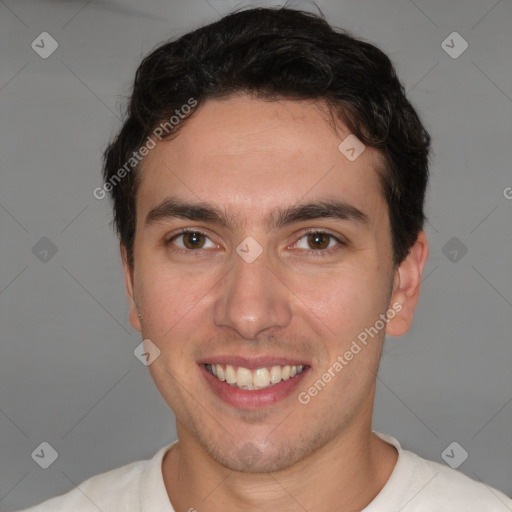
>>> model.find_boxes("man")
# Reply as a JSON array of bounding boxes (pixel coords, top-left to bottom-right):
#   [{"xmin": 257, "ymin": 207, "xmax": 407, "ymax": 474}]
[{"xmin": 17, "ymin": 6, "xmax": 512, "ymax": 511}]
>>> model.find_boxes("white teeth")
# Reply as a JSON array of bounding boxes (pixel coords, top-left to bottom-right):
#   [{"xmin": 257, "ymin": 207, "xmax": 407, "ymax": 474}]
[
  {"xmin": 207, "ymin": 364, "xmax": 305, "ymax": 390},
  {"xmin": 270, "ymin": 366, "xmax": 282, "ymax": 384},
  {"xmin": 225, "ymin": 364, "xmax": 236, "ymax": 384},
  {"xmin": 236, "ymin": 367, "xmax": 252, "ymax": 388},
  {"xmin": 253, "ymin": 368, "xmax": 270, "ymax": 389},
  {"xmin": 216, "ymin": 364, "xmax": 225, "ymax": 381}
]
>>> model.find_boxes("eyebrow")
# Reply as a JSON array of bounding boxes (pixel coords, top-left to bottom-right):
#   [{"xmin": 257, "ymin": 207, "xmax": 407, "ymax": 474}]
[{"xmin": 144, "ymin": 196, "xmax": 370, "ymax": 231}]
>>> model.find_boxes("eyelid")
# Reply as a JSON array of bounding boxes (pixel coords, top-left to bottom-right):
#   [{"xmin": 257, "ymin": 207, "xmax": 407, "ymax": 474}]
[
  {"xmin": 165, "ymin": 227, "xmax": 217, "ymax": 249},
  {"xmin": 164, "ymin": 227, "xmax": 347, "ymax": 254},
  {"xmin": 166, "ymin": 227, "xmax": 210, "ymax": 238},
  {"xmin": 297, "ymin": 228, "xmax": 347, "ymax": 243},
  {"xmin": 291, "ymin": 228, "xmax": 347, "ymax": 248}
]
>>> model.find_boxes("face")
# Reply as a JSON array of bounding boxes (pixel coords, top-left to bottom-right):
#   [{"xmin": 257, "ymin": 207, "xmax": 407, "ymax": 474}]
[{"xmin": 122, "ymin": 95, "xmax": 426, "ymax": 472}]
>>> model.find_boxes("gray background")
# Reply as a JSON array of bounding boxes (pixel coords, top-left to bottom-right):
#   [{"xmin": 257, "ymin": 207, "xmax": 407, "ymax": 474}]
[{"xmin": 1, "ymin": 0, "xmax": 511, "ymax": 509}]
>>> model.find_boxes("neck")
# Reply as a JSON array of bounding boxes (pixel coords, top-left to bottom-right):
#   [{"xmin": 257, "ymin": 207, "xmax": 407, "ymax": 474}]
[{"xmin": 162, "ymin": 421, "xmax": 398, "ymax": 512}]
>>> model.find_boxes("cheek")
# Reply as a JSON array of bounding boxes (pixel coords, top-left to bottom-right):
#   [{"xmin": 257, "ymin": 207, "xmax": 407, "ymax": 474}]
[
  {"xmin": 286, "ymin": 260, "xmax": 390, "ymax": 341},
  {"xmin": 137, "ymin": 262, "xmax": 215, "ymax": 340},
  {"xmin": 137, "ymin": 266, "xmax": 213, "ymax": 398}
]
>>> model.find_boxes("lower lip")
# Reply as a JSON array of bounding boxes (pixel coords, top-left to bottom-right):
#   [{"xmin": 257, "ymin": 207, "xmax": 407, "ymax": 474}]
[{"xmin": 200, "ymin": 364, "xmax": 309, "ymax": 410}]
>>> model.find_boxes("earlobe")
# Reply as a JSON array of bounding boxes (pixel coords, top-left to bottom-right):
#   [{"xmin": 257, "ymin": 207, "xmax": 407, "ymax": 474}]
[
  {"xmin": 386, "ymin": 231, "xmax": 429, "ymax": 337},
  {"xmin": 120, "ymin": 243, "xmax": 142, "ymax": 332}
]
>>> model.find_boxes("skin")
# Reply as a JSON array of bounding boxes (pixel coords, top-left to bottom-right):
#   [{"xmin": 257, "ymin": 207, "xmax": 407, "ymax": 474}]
[{"xmin": 121, "ymin": 95, "xmax": 429, "ymax": 511}]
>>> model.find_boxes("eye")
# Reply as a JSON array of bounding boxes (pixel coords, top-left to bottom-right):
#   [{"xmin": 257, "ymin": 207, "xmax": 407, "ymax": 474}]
[
  {"xmin": 293, "ymin": 231, "xmax": 344, "ymax": 252},
  {"xmin": 167, "ymin": 229, "xmax": 217, "ymax": 250}
]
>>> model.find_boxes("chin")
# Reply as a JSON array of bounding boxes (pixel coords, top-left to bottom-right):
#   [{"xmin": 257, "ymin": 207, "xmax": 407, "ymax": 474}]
[
  {"xmin": 221, "ymin": 447, "xmax": 299, "ymax": 473},
  {"xmin": 199, "ymin": 432, "xmax": 319, "ymax": 474}
]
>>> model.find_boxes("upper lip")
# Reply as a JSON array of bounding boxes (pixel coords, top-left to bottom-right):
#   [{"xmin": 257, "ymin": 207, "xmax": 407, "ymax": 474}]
[{"xmin": 198, "ymin": 355, "xmax": 310, "ymax": 370}]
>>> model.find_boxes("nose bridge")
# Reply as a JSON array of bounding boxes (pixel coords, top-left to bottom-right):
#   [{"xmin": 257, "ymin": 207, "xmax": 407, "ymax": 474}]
[{"xmin": 213, "ymin": 246, "xmax": 291, "ymax": 339}]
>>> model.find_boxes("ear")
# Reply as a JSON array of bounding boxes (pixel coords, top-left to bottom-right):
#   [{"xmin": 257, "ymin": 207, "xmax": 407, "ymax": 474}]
[
  {"xmin": 386, "ymin": 230, "xmax": 429, "ymax": 337},
  {"xmin": 121, "ymin": 243, "xmax": 142, "ymax": 332}
]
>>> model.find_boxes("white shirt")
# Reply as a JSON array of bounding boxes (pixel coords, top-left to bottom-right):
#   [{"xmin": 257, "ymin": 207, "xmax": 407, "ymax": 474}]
[{"xmin": 14, "ymin": 432, "xmax": 512, "ymax": 511}]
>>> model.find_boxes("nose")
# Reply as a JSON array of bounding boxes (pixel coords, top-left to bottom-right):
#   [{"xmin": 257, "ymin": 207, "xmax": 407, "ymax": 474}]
[{"xmin": 212, "ymin": 247, "xmax": 292, "ymax": 340}]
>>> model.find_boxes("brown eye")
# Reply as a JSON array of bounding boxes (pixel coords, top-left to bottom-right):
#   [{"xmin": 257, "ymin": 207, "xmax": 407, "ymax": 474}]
[
  {"xmin": 307, "ymin": 232, "xmax": 331, "ymax": 250},
  {"xmin": 293, "ymin": 231, "xmax": 343, "ymax": 254},
  {"xmin": 182, "ymin": 231, "xmax": 206, "ymax": 249},
  {"xmin": 168, "ymin": 230, "xmax": 215, "ymax": 250}
]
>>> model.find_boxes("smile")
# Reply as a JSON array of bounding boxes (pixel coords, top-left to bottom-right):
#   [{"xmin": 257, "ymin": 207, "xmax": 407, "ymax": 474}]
[{"xmin": 205, "ymin": 363, "xmax": 306, "ymax": 390}]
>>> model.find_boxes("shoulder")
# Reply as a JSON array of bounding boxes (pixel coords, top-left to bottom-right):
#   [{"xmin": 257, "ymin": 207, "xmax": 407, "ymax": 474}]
[
  {"xmin": 403, "ymin": 449, "xmax": 512, "ymax": 511},
  {"xmin": 14, "ymin": 457, "xmax": 149, "ymax": 512},
  {"xmin": 371, "ymin": 432, "xmax": 512, "ymax": 512}
]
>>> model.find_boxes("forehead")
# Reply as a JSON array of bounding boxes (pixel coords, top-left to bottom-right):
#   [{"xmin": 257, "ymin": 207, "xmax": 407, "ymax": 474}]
[{"xmin": 136, "ymin": 95, "xmax": 387, "ymax": 224}]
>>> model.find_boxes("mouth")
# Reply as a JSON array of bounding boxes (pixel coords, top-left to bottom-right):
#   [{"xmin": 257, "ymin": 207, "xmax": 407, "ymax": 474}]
[
  {"xmin": 200, "ymin": 360, "xmax": 310, "ymax": 409},
  {"xmin": 204, "ymin": 363, "xmax": 306, "ymax": 390}
]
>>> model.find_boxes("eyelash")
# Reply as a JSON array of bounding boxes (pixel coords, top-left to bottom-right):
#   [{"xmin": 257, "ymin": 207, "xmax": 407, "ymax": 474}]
[
  {"xmin": 296, "ymin": 229, "xmax": 346, "ymax": 257},
  {"xmin": 165, "ymin": 228, "xmax": 346, "ymax": 257}
]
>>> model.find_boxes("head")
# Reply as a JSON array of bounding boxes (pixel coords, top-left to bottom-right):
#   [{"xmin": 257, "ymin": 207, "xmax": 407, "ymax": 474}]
[{"xmin": 102, "ymin": 7, "xmax": 430, "ymax": 472}]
